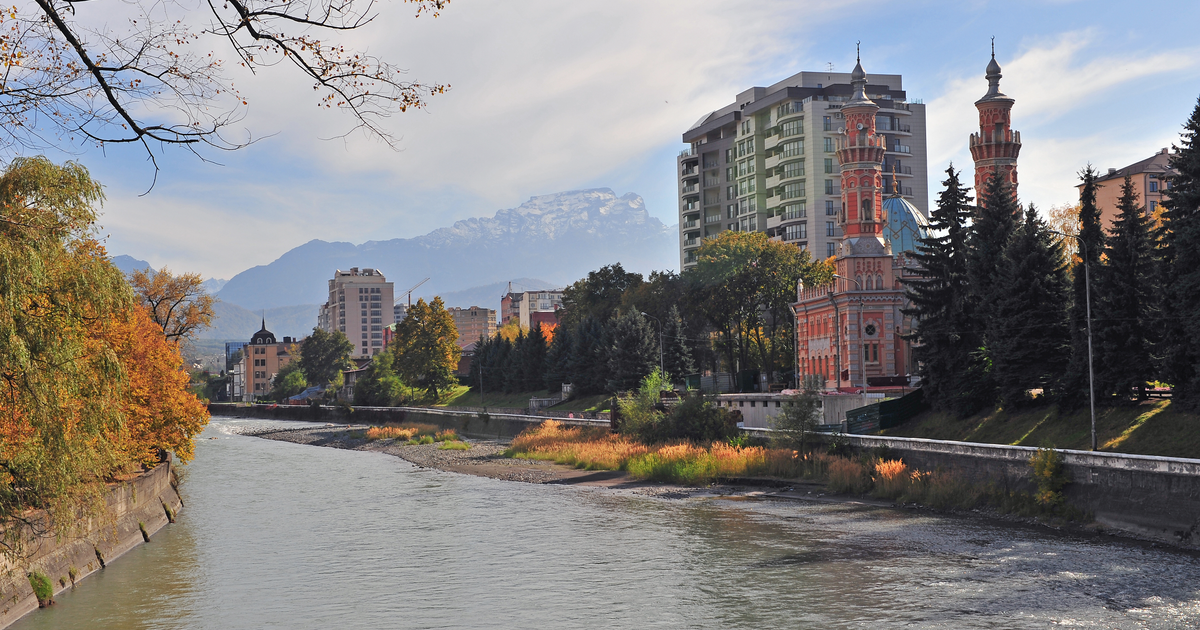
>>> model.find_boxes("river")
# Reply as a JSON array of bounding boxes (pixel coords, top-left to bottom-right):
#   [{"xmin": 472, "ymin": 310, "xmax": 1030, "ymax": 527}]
[{"xmin": 12, "ymin": 417, "xmax": 1200, "ymax": 629}]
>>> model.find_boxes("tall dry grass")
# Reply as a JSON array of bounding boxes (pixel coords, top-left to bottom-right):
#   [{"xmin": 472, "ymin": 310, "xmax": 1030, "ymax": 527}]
[{"xmin": 367, "ymin": 426, "xmax": 418, "ymax": 441}]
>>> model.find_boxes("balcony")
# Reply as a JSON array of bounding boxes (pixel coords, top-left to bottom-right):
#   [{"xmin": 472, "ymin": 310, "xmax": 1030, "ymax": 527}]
[
  {"xmin": 683, "ymin": 219, "xmax": 699, "ymax": 229},
  {"xmin": 679, "ymin": 148, "xmax": 695, "ymax": 158},
  {"xmin": 682, "ymin": 184, "xmax": 698, "ymax": 194},
  {"xmin": 683, "ymin": 238, "xmax": 699, "ymax": 248},
  {"xmin": 704, "ymin": 213, "xmax": 721, "ymax": 224},
  {"xmin": 703, "ymin": 160, "xmax": 719, "ymax": 169},
  {"xmin": 681, "ymin": 166, "xmax": 697, "ymax": 177},
  {"xmin": 703, "ymin": 177, "xmax": 720, "ymax": 188}
]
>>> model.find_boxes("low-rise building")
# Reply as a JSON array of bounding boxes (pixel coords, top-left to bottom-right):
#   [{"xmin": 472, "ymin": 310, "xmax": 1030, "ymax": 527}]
[
  {"xmin": 1085, "ymin": 148, "xmax": 1176, "ymax": 230},
  {"xmin": 240, "ymin": 321, "xmax": 296, "ymax": 402},
  {"xmin": 501, "ymin": 289, "xmax": 563, "ymax": 329}
]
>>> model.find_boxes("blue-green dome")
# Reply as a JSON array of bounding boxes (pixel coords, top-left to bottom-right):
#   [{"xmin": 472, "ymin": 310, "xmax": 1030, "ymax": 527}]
[{"xmin": 882, "ymin": 194, "xmax": 930, "ymax": 254}]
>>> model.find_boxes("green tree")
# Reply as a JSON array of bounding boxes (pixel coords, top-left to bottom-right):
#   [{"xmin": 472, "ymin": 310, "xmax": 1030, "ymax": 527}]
[
  {"xmin": 989, "ymin": 205, "xmax": 1071, "ymax": 406},
  {"xmin": 1159, "ymin": 95, "xmax": 1200, "ymax": 405},
  {"xmin": 965, "ymin": 174, "xmax": 1023, "ymax": 408},
  {"xmin": 522, "ymin": 323, "xmax": 549, "ymax": 391},
  {"xmin": 269, "ymin": 362, "xmax": 308, "ymax": 401},
  {"xmin": 771, "ymin": 375, "xmax": 823, "ymax": 450},
  {"xmin": 569, "ymin": 316, "xmax": 611, "ymax": 395},
  {"xmin": 353, "ymin": 351, "xmax": 406, "ymax": 407},
  {"xmin": 904, "ymin": 166, "xmax": 978, "ymax": 414},
  {"xmin": 1096, "ymin": 175, "xmax": 1159, "ymax": 400},
  {"xmin": 543, "ymin": 326, "xmax": 574, "ymax": 394},
  {"xmin": 661, "ymin": 305, "xmax": 695, "ymax": 381},
  {"xmin": 299, "ymin": 328, "xmax": 354, "ymax": 387},
  {"xmin": 1061, "ymin": 165, "xmax": 1106, "ymax": 405},
  {"xmin": 392, "ymin": 297, "xmax": 460, "ymax": 398},
  {"xmin": 559, "ymin": 263, "xmax": 644, "ymax": 330},
  {"xmin": 606, "ymin": 310, "xmax": 658, "ymax": 393}
]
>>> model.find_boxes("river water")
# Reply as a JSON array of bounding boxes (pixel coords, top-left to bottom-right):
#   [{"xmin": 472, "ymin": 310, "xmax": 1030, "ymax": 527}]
[{"xmin": 12, "ymin": 417, "xmax": 1200, "ymax": 629}]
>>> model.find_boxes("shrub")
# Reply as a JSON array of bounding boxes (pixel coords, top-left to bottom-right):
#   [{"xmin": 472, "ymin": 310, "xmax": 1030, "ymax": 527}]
[
  {"xmin": 771, "ymin": 387, "xmax": 822, "ymax": 450},
  {"xmin": 437, "ymin": 441, "xmax": 470, "ymax": 450},
  {"xmin": 434, "ymin": 429, "xmax": 460, "ymax": 442},
  {"xmin": 1030, "ymin": 447, "xmax": 1069, "ymax": 507},
  {"xmin": 366, "ymin": 426, "xmax": 418, "ymax": 441},
  {"xmin": 872, "ymin": 459, "xmax": 909, "ymax": 499},
  {"xmin": 826, "ymin": 458, "xmax": 869, "ymax": 494},
  {"xmin": 918, "ymin": 469, "xmax": 986, "ymax": 510},
  {"xmin": 28, "ymin": 571, "xmax": 53, "ymax": 606}
]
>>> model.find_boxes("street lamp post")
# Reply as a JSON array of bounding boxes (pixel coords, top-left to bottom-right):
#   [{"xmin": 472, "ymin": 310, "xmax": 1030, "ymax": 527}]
[
  {"xmin": 1050, "ymin": 230, "xmax": 1097, "ymax": 451},
  {"xmin": 832, "ymin": 273, "xmax": 866, "ymax": 398},
  {"xmin": 641, "ymin": 312, "xmax": 665, "ymax": 377}
]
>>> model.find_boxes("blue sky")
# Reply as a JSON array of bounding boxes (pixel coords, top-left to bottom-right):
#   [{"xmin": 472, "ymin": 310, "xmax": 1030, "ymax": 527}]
[{"xmin": 45, "ymin": 0, "xmax": 1200, "ymax": 279}]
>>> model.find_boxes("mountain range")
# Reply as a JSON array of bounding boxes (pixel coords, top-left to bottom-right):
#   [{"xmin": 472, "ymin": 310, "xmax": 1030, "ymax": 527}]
[{"xmin": 214, "ymin": 188, "xmax": 678, "ymax": 311}]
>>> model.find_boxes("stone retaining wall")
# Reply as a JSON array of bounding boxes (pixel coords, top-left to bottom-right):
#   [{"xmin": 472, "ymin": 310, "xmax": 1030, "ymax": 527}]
[
  {"xmin": 832, "ymin": 433, "xmax": 1200, "ymax": 547},
  {"xmin": 0, "ymin": 459, "xmax": 183, "ymax": 628}
]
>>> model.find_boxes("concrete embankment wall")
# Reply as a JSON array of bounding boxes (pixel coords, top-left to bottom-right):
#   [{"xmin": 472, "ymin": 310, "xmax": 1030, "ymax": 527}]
[
  {"xmin": 208, "ymin": 402, "xmax": 607, "ymax": 440},
  {"xmin": 0, "ymin": 460, "xmax": 183, "ymax": 629},
  {"xmin": 830, "ymin": 433, "xmax": 1200, "ymax": 547}
]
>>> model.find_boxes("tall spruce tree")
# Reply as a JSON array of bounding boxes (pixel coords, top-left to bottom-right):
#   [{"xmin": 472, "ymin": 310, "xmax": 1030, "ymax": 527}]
[
  {"xmin": 522, "ymin": 323, "xmax": 548, "ymax": 391},
  {"xmin": 606, "ymin": 310, "xmax": 657, "ymax": 393},
  {"xmin": 966, "ymin": 173, "xmax": 1023, "ymax": 408},
  {"xmin": 1159, "ymin": 96, "xmax": 1200, "ymax": 405},
  {"xmin": 661, "ymin": 305, "xmax": 695, "ymax": 381},
  {"xmin": 1095, "ymin": 176, "xmax": 1158, "ymax": 400},
  {"xmin": 543, "ymin": 325, "xmax": 574, "ymax": 394},
  {"xmin": 989, "ymin": 205, "xmax": 1072, "ymax": 406},
  {"xmin": 569, "ymin": 316, "xmax": 610, "ymax": 395},
  {"xmin": 1061, "ymin": 165, "xmax": 1105, "ymax": 404},
  {"xmin": 903, "ymin": 165, "xmax": 976, "ymax": 414}
]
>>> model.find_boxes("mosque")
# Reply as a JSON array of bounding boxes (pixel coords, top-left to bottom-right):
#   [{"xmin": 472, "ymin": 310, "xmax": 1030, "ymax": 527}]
[{"xmin": 794, "ymin": 48, "xmax": 1020, "ymax": 391}]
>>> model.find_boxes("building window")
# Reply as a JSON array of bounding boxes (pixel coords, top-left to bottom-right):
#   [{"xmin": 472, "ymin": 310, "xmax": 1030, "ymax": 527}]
[
  {"xmin": 726, "ymin": 167, "xmax": 734, "ymax": 181},
  {"xmin": 823, "ymin": 116, "xmax": 832, "ymax": 132},
  {"xmin": 726, "ymin": 186, "xmax": 735, "ymax": 200},
  {"xmin": 825, "ymin": 180, "xmax": 834, "ymax": 195},
  {"xmin": 782, "ymin": 140, "xmax": 804, "ymax": 157},
  {"xmin": 823, "ymin": 137, "xmax": 834, "ymax": 152},
  {"xmin": 826, "ymin": 200, "xmax": 836, "ymax": 216},
  {"xmin": 783, "ymin": 161, "xmax": 805, "ymax": 179},
  {"xmin": 827, "ymin": 242, "xmax": 836, "ymax": 258},
  {"xmin": 1150, "ymin": 200, "xmax": 1158, "ymax": 212},
  {"xmin": 826, "ymin": 221, "xmax": 835, "ymax": 236},
  {"xmin": 824, "ymin": 158, "xmax": 834, "ymax": 174},
  {"xmin": 780, "ymin": 120, "xmax": 802, "ymax": 138},
  {"xmin": 725, "ymin": 148, "xmax": 734, "ymax": 163}
]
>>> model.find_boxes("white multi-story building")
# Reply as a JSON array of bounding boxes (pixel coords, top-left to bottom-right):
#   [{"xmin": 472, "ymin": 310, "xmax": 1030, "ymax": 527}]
[
  {"xmin": 678, "ymin": 68, "xmax": 928, "ymax": 269},
  {"xmin": 317, "ymin": 267, "xmax": 395, "ymax": 359}
]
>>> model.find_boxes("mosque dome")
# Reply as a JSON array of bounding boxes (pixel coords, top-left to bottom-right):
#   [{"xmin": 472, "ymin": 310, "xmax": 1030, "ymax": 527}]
[{"xmin": 882, "ymin": 194, "xmax": 930, "ymax": 255}]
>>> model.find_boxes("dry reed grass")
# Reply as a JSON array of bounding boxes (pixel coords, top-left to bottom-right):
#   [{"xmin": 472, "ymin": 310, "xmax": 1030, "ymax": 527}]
[{"xmin": 366, "ymin": 426, "xmax": 419, "ymax": 441}]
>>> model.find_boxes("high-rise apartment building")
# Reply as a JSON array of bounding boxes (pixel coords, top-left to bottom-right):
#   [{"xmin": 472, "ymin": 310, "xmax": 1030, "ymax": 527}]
[
  {"xmin": 678, "ymin": 67, "xmax": 927, "ymax": 269},
  {"xmin": 317, "ymin": 267, "xmax": 395, "ymax": 359},
  {"xmin": 501, "ymin": 289, "xmax": 563, "ymax": 329}
]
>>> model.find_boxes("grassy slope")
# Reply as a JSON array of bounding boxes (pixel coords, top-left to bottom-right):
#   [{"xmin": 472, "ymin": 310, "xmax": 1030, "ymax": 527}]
[
  {"xmin": 436, "ymin": 387, "xmax": 610, "ymax": 412},
  {"xmin": 883, "ymin": 399, "xmax": 1200, "ymax": 459}
]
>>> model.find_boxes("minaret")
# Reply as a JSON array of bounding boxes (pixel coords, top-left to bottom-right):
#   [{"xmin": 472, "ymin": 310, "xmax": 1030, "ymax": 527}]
[
  {"xmin": 969, "ymin": 40, "xmax": 1021, "ymax": 204},
  {"xmin": 835, "ymin": 46, "xmax": 889, "ymax": 263}
]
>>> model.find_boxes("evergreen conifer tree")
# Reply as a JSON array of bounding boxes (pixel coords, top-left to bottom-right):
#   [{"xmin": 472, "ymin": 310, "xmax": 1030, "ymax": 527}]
[
  {"xmin": 989, "ymin": 205, "xmax": 1072, "ymax": 406},
  {"xmin": 569, "ymin": 316, "xmax": 609, "ymax": 395},
  {"xmin": 1095, "ymin": 176, "xmax": 1158, "ymax": 400},
  {"xmin": 1061, "ymin": 165, "xmax": 1105, "ymax": 404},
  {"xmin": 965, "ymin": 173, "xmax": 1023, "ymax": 408},
  {"xmin": 543, "ymin": 325, "xmax": 574, "ymax": 393},
  {"xmin": 504, "ymin": 329, "xmax": 525, "ymax": 393},
  {"xmin": 523, "ymin": 323, "xmax": 548, "ymax": 391},
  {"xmin": 1159, "ymin": 96, "xmax": 1200, "ymax": 404},
  {"xmin": 903, "ymin": 165, "xmax": 976, "ymax": 413},
  {"xmin": 661, "ymin": 305, "xmax": 695, "ymax": 381},
  {"xmin": 606, "ymin": 310, "xmax": 657, "ymax": 393}
]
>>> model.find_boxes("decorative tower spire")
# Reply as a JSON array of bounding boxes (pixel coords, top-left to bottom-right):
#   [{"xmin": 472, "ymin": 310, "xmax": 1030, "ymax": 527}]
[
  {"xmin": 969, "ymin": 40, "xmax": 1021, "ymax": 205},
  {"xmin": 835, "ymin": 46, "xmax": 889, "ymax": 261}
]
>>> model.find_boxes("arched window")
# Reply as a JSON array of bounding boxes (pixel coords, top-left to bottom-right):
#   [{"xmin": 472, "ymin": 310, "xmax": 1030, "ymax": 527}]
[
  {"xmin": 856, "ymin": 275, "xmax": 863, "ymax": 290},
  {"xmin": 862, "ymin": 197, "xmax": 874, "ymax": 221},
  {"xmin": 876, "ymin": 274, "xmax": 884, "ymax": 289}
]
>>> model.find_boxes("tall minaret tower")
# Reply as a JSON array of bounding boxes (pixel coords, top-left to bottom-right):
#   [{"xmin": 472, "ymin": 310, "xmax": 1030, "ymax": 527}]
[
  {"xmin": 969, "ymin": 40, "xmax": 1021, "ymax": 204},
  {"xmin": 835, "ymin": 47, "xmax": 889, "ymax": 266}
]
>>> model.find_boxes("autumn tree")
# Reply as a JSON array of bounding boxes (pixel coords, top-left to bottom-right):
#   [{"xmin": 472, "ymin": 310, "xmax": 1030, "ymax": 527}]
[
  {"xmin": 130, "ymin": 267, "xmax": 216, "ymax": 343},
  {"xmin": 392, "ymin": 297, "xmax": 460, "ymax": 398},
  {"xmin": 0, "ymin": 157, "xmax": 207, "ymax": 555},
  {"xmin": 0, "ymin": 0, "xmax": 450, "ymax": 165}
]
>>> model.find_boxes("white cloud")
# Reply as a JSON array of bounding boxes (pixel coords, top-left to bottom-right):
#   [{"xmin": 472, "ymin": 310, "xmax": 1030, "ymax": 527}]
[{"xmin": 926, "ymin": 31, "xmax": 1199, "ymax": 209}]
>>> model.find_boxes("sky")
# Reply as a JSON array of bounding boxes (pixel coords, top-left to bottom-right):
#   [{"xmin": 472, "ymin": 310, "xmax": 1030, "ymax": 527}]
[{"xmin": 34, "ymin": 0, "xmax": 1200, "ymax": 280}]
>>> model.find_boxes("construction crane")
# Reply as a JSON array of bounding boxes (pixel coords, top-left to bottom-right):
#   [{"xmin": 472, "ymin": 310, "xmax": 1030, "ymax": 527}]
[{"xmin": 395, "ymin": 277, "xmax": 430, "ymax": 308}]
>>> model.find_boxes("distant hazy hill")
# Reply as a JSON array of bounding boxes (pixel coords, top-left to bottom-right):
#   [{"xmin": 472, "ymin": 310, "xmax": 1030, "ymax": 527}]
[
  {"xmin": 111, "ymin": 254, "xmax": 152, "ymax": 276},
  {"xmin": 201, "ymin": 302, "xmax": 320, "ymax": 342},
  {"xmin": 435, "ymin": 278, "xmax": 558, "ymax": 311},
  {"xmin": 216, "ymin": 189, "xmax": 678, "ymax": 310}
]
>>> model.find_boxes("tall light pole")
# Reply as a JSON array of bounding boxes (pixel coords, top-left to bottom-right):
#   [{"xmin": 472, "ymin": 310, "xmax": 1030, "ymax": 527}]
[
  {"xmin": 832, "ymin": 273, "xmax": 866, "ymax": 398},
  {"xmin": 641, "ymin": 312, "xmax": 664, "ymax": 377},
  {"xmin": 1050, "ymin": 230, "xmax": 1097, "ymax": 451}
]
